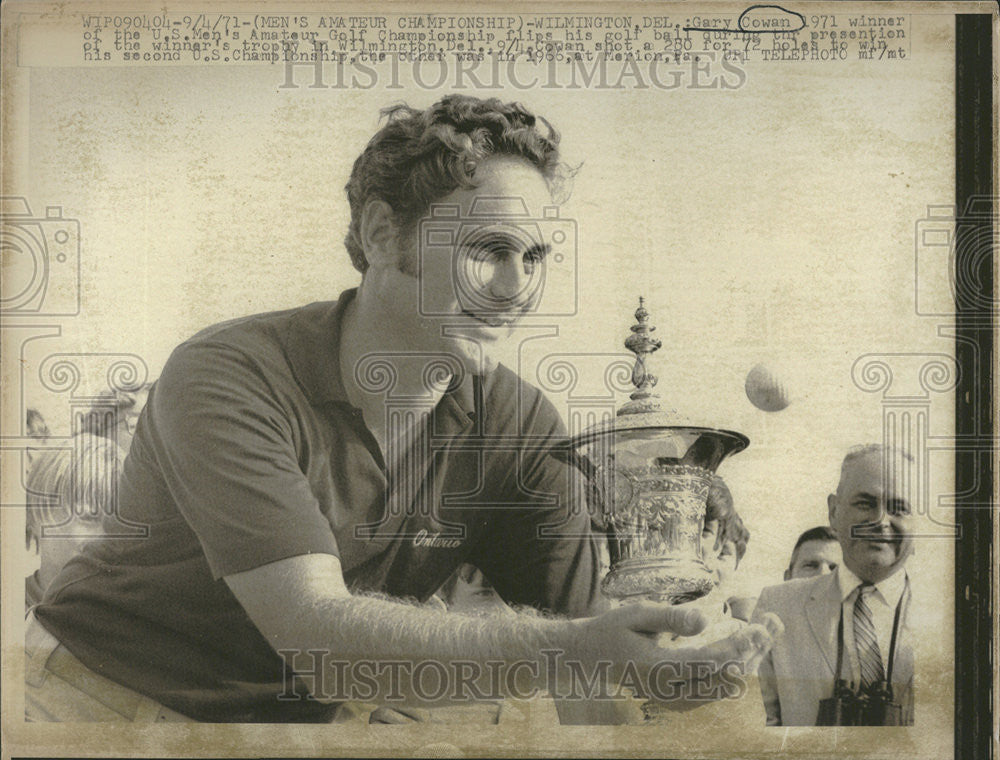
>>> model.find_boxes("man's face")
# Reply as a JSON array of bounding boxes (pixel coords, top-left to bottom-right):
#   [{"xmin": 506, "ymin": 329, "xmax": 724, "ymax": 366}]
[
  {"xmin": 828, "ymin": 451, "xmax": 914, "ymax": 583},
  {"xmin": 379, "ymin": 156, "xmax": 553, "ymax": 373},
  {"xmin": 443, "ymin": 565, "xmax": 512, "ymax": 615},
  {"xmin": 701, "ymin": 519, "xmax": 738, "ymax": 587},
  {"xmin": 785, "ymin": 539, "xmax": 841, "ymax": 580}
]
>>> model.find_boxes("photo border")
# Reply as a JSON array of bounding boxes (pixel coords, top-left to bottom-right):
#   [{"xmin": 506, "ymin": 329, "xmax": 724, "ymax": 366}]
[
  {"xmin": 952, "ymin": 13, "xmax": 994, "ymax": 760},
  {"xmin": 0, "ymin": 2, "xmax": 995, "ymax": 758}
]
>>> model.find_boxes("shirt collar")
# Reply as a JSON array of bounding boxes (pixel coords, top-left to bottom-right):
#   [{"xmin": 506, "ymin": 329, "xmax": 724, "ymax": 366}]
[
  {"xmin": 283, "ymin": 291, "xmax": 354, "ymax": 405},
  {"xmin": 836, "ymin": 564, "xmax": 908, "ymax": 607},
  {"xmin": 283, "ymin": 288, "xmax": 477, "ymax": 421}
]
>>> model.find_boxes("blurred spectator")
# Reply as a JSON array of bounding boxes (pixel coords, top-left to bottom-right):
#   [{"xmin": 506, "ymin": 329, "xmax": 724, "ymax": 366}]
[
  {"xmin": 701, "ymin": 476, "xmax": 750, "ymax": 573},
  {"xmin": 700, "ymin": 477, "xmax": 755, "ymax": 620},
  {"xmin": 25, "ymin": 408, "xmax": 51, "ymax": 471},
  {"xmin": 78, "ymin": 383, "xmax": 153, "ymax": 455},
  {"xmin": 784, "ymin": 526, "xmax": 841, "ymax": 581},
  {"xmin": 701, "ymin": 512, "xmax": 750, "ymax": 588},
  {"xmin": 434, "ymin": 563, "xmax": 514, "ymax": 616},
  {"xmin": 25, "ymin": 433, "xmax": 125, "ymax": 609},
  {"xmin": 26, "ymin": 408, "xmax": 51, "ymax": 439}
]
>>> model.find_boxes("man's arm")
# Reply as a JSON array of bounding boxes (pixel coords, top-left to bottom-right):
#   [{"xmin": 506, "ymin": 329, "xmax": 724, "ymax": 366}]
[{"xmin": 226, "ymin": 552, "xmax": 782, "ymax": 707}]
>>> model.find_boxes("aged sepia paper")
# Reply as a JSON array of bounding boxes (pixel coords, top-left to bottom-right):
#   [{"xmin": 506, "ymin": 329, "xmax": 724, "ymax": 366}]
[{"xmin": 1, "ymin": 0, "xmax": 994, "ymax": 757}]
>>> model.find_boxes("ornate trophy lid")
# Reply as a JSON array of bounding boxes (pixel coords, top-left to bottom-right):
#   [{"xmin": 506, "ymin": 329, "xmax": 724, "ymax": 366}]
[
  {"xmin": 567, "ymin": 297, "xmax": 749, "ymax": 453},
  {"xmin": 614, "ymin": 296, "xmax": 688, "ymax": 428}
]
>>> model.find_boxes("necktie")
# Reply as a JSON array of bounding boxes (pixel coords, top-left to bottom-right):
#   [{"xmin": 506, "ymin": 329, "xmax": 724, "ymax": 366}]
[{"xmin": 854, "ymin": 583, "xmax": 885, "ymax": 692}]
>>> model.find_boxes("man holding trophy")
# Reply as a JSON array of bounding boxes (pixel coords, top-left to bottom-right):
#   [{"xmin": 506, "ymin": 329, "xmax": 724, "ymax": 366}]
[{"xmin": 27, "ymin": 95, "xmax": 779, "ymax": 723}]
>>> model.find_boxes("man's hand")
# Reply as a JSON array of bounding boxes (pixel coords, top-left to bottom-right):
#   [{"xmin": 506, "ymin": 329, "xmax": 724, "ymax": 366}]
[{"xmin": 551, "ymin": 600, "xmax": 783, "ymax": 718}]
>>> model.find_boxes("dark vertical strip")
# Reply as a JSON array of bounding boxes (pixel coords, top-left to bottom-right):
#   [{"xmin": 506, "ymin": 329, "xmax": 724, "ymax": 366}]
[{"xmin": 954, "ymin": 14, "xmax": 993, "ymax": 760}]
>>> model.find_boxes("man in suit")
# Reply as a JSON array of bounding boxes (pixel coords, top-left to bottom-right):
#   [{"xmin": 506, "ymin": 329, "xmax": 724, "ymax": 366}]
[{"xmin": 752, "ymin": 444, "xmax": 915, "ymax": 725}]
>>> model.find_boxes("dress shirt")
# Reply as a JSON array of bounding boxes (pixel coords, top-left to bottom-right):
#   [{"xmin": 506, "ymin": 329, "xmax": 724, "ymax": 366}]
[{"xmin": 836, "ymin": 565, "xmax": 909, "ymax": 684}]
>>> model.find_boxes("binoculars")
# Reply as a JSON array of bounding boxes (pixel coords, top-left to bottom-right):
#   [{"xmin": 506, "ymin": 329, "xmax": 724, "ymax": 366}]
[{"xmin": 816, "ymin": 679, "xmax": 905, "ymax": 726}]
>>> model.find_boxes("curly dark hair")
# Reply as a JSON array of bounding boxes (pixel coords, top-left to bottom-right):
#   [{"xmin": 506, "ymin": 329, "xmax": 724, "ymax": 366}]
[
  {"xmin": 344, "ymin": 95, "xmax": 571, "ymax": 273},
  {"xmin": 706, "ymin": 476, "xmax": 750, "ymax": 565}
]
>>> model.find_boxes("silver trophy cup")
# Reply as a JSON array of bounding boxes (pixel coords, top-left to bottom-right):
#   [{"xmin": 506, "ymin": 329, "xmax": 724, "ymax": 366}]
[{"xmin": 565, "ymin": 299, "xmax": 748, "ymax": 719}]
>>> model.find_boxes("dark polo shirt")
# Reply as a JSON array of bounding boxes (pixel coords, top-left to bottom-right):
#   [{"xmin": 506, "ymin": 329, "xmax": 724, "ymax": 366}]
[{"xmin": 35, "ymin": 290, "xmax": 602, "ymax": 722}]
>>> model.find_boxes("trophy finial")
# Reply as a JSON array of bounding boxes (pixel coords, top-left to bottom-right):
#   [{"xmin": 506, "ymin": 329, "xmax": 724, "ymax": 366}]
[{"xmin": 619, "ymin": 296, "xmax": 664, "ymax": 416}]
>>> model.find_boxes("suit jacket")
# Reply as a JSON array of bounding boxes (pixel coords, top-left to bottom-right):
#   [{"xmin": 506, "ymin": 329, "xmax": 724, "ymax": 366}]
[{"xmin": 751, "ymin": 571, "xmax": 914, "ymax": 726}]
